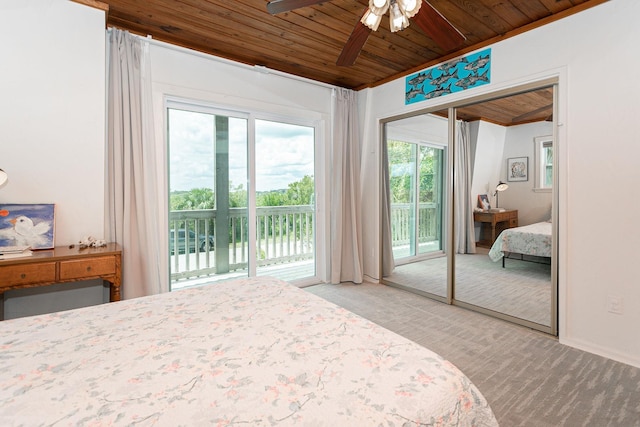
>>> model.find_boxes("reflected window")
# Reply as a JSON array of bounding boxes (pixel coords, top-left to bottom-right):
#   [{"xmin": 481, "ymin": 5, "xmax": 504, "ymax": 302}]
[{"xmin": 534, "ymin": 135, "xmax": 553, "ymax": 191}]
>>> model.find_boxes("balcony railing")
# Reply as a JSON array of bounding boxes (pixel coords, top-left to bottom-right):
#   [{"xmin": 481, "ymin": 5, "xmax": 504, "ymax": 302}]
[
  {"xmin": 169, "ymin": 206, "xmax": 314, "ymax": 282},
  {"xmin": 169, "ymin": 202, "xmax": 439, "ymax": 284},
  {"xmin": 390, "ymin": 202, "xmax": 440, "ymax": 245}
]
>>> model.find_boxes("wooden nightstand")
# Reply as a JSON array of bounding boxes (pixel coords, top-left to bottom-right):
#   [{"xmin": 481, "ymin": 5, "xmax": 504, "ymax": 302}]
[
  {"xmin": 0, "ymin": 243, "xmax": 122, "ymax": 320},
  {"xmin": 473, "ymin": 210, "xmax": 518, "ymax": 248}
]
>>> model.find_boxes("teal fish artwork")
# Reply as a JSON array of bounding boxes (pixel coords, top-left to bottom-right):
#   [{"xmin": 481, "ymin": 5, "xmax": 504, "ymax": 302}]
[{"xmin": 405, "ymin": 48, "xmax": 491, "ymax": 105}]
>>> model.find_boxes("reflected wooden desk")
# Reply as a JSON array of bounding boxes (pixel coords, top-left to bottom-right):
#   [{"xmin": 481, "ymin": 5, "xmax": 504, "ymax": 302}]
[
  {"xmin": 0, "ymin": 243, "xmax": 121, "ymax": 320},
  {"xmin": 474, "ymin": 210, "xmax": 518, "ymax": 248}
]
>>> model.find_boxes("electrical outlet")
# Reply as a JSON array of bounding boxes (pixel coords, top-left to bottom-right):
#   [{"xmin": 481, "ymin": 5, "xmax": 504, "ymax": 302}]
[{"xmin": 607, "ymin": 295, "xmax": 623, "ymax": 314}]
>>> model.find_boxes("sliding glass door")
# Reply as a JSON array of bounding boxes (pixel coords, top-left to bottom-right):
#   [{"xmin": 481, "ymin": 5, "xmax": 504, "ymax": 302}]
[
  {"xmin": 387, "ymin": 141, "xmax": 445, "ymax": 259},
  {"xmin": 167, "ymin": 101, "xmax": 319, "ymax": 290},
  {"xmin": 254, "ymin": 119, "xmax": 316, "ymax": 280},
  {"xmin": 168, "ymin": 106, "xmax": 249, "ymax": 289}
]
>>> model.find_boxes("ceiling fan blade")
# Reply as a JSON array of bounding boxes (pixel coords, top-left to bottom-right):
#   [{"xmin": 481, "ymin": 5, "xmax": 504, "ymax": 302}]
[
  {"xmin": 336, "ymin": 21, "xmax": 372, "ymax": 66},
  {"xmin": 412, "ymin": 0, "xmax": 466, "ymax": 51},
  {"xmin": 266, "ymin": 0, "xmax": 330, "ymax": 15}
]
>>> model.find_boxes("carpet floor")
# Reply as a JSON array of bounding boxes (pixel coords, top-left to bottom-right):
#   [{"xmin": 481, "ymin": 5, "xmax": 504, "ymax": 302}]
[
  {"xmin": 385, "ymin": 250, "xmax": 552, "ymax": 326},
  {"xmin": 305, "ymin": 281, "xmax": 640, "ymax": 427}
]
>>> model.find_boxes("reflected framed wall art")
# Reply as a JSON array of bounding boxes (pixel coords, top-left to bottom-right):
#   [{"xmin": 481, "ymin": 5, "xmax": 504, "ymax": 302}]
[{"xmin": 507, "ymin": 157, "xmax": 528, "ymax": 182}]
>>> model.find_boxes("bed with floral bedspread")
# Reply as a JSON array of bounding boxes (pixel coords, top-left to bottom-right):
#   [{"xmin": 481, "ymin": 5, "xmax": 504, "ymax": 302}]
[
  {"xmin": 0, "ymin": 276, "xmax": 497, "ymax": 426},
  {"xmin": 489, "ymin": 221, "xmax": 552, "ymax": 265}
]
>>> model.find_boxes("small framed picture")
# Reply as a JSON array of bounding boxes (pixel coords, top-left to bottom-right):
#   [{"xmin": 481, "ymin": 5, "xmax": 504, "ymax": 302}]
[
  {"xmin": 477, "ymin": 194, "xmax": 490, "ymax": 210},
  {"xmin": 507, "ymin": 157, "xmax": 528, "ymax": 182},
  {"xmin": 0, "ymin": 203, "xmax": 55, "ymax": 249}
]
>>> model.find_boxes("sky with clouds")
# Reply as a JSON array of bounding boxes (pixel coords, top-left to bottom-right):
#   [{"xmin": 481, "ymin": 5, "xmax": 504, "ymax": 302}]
[{"xmin": 169, "ymin": 110, "xmax": 314, "ymax": 193}]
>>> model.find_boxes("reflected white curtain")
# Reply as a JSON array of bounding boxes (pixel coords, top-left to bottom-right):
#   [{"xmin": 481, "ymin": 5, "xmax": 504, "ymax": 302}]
[
  {"xmin": 330, "ymin": 88, "xmax": 363, "ymax": 284},
  {"xmin": 106, "ymin": 29, "xmax": 167, "ymax": 298},
  {"xmin": 381, "ymin": 140, "xmax": 395, "ymax": 276},
  {"xmin": 454, "ymin": 120, "xmax": 476, "ymax": 254}
]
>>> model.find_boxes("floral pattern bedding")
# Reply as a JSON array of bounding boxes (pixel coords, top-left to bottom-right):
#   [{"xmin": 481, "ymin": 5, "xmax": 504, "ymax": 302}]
[
  {"xmin": 0, "ymin": 276, "xmax": 497, "ymax": 426},
  {"xmin": 489, "ymin": 221, "xmax": 552, "ymax": 262}
]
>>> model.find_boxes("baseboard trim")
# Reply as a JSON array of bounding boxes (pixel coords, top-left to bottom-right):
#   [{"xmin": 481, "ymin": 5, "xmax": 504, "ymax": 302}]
[{"xmin": 561, "ymin": 337, "xmax": 640, "ymax": 369}]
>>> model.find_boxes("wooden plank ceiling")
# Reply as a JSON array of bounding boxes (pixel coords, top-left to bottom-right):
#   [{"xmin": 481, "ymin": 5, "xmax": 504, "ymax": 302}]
[
  {"xmin": 455, "ymin": 87, "xmax": 554, "ymax": 126},
  {"xmin": 92, "ymin": 0, "xmax": 606, "ymax": 125}
]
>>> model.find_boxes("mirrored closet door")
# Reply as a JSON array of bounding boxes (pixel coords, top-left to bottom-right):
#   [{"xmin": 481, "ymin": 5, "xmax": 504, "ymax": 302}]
[
  {"xmin": 381, "ymin": 111, "xmax": 451, "ymax": 301},
  {"xmin": 452, "ymin": 86, "xmax": 556, "ymax": 334},
  {"xmin": 381, "ymin": 84, "xmax": 558, "ymax": 335}
]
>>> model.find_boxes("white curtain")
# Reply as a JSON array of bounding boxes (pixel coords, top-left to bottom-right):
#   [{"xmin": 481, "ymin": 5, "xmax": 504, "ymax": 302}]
[
  {"xmin": 106, "ymin": 29, "xmax": 167, "ymax": 298},
  {"xmin": 330, "ymin": 88, "xmax": 363, "ymax": 284},
  {"xmin": 454, "ymin": 120, "xmax": 476, "ymax": 254}
]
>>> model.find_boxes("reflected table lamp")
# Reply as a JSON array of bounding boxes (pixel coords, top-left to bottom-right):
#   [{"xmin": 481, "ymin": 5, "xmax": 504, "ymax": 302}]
[
  {"xmin": 491, "ymin": 181, "xmax": 509, "ymax": 212},
  {"xmin": 0, "ymin": 169, "xmax": 7, "ymax": 187}
]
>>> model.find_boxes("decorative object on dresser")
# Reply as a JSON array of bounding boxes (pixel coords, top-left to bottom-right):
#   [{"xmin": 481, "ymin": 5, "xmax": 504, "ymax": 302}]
[
  {"xmin": 0, "ymin": 203, "xmax": 55, "ymax": 249},
  {"xmin": 77, "ymin": 235, "xmax": 107, "ymax": 249},
  {"xmin": 474, "ymin": 209, "xmax": 518, "ymax": 248},
  {"xmin": 0, "ymin": 245, "xmax": 32, "ymax": 260},
  {"xmin": 0, "ymin": 243, "xmax": 122, "ymax": 320}
]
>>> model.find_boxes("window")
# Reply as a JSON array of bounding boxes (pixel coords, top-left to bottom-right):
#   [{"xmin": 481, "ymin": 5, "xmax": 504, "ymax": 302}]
[{"xmin": 534, "ymin": 135, "xmax": 553, "ymax": 191}]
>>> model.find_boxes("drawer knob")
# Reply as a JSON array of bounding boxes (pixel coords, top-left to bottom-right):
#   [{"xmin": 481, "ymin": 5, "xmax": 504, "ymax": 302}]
[
  {"xmin": 86, "ymin": 266, "xmax": 92, "ymax": 272},
  {"xmin": 21, "ymin": 273, "xmax": 26, "ymax": 279}
]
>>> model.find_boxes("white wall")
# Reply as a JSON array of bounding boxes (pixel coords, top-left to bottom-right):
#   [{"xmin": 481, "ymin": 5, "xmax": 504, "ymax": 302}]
[
  {"xmin": 500, "ymin": 121, "xmax": 553, "ymax": 225},
  {"xmin": 470, "ymin": 121, "xmax": 507, "ymax": 208},
  {"xmin": 469, "ymin": 120, "xmax": 553, "ymax": 226},
  {"xmin": 0, "ymin": 0, "xmax": 107, "ymax": 318},
  {"xmin": 360, "ymin": 0, "xmax": 640, "ymax": 368},
  {"xmin": 386, "ymin": 114, "xmax": 448, "ymax": 147},
  {"xmin": 149, "ymin": 44, "xmax": 333, "ymax": 118}
]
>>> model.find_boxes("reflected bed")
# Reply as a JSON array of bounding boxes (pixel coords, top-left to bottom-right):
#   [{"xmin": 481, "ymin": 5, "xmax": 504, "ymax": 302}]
[
  {"xmin": 489, "ymin": 221, "xmax": 552, "ymax": 266},
  {"xmin": 0, "ymin": 276, "xmax": 497, "ymax": 426}
]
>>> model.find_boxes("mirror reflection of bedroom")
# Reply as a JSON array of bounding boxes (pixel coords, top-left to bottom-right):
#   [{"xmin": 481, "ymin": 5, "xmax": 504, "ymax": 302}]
[
  {"xmin": 382, "ymin": 111, "xmax": 450, "ymax": 301},
  {"xmin": 382, "ymin": 86, "xmax": 556, "ymax": 334}
]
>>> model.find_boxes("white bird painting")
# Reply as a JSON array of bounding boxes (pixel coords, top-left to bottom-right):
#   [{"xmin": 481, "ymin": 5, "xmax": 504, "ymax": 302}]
[{"xmin": 0, "ymin": 204, "xmax": 55, "ymax": 249}]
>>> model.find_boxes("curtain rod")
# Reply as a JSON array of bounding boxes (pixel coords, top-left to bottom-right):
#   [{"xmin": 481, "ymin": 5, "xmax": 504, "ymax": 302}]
[{"xmin": 113, "ymin": 29, "xmax": 338, "ymax": 92}]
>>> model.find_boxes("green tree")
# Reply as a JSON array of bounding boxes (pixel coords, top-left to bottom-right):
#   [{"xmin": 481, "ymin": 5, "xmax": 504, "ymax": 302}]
[
  {"xmin": 229, "ymin": 183, "xmax": 247, "ymax": 208},
  {"xmin": 387, "ymin": 141, "xmax": 440, "ymax": 204},
  {"xmin": 170, "ymin": 187, "xmax": 215, "ymax": 210},
  {"xmin": 388, "ymin": 140, "xmax": 413, "ymax": 203},
  {"xmin": 257, "ymin": 191, "xmax": 288, "ymax": 207},
  {"xmin": 286, "ymin": 175, "xmax": 314, "ymax": 205}
]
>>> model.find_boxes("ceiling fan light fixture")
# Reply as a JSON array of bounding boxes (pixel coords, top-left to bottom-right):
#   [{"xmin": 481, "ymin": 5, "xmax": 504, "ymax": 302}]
[
  {"xmin": 389, "ymin": 1, "xmax": 409, "ymax": 32},
  {"xmin": 361, "ymin": 8, "xmax": 383, "ymax": 31},
  {"xmin": 397, "ymin": 0, "xmax": 421, "ymax": 19},
  {"xmin": 368, "ymin": 0, "xmax": 389, "ymax": 16}
]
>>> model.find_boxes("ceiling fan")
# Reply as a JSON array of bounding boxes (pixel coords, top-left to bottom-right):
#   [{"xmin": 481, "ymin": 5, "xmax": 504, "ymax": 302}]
[{"xmin": 266, "ymin": 0, "xmax": 466, "ymax": 66}]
